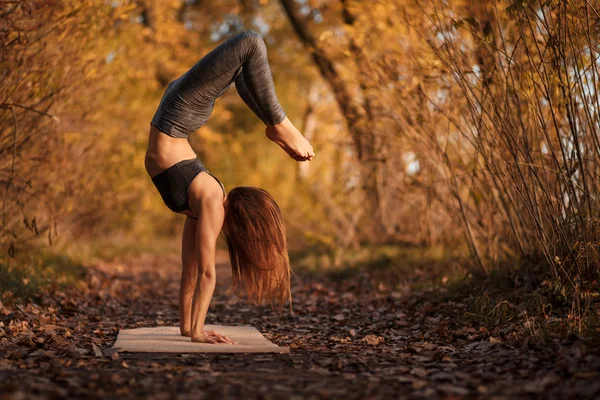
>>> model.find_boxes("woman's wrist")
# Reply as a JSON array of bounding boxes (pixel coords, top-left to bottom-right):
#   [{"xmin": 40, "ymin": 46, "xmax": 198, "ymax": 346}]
[{"xmin": 190, "ymin": 329, "xmax": 205, "ymax": 338}]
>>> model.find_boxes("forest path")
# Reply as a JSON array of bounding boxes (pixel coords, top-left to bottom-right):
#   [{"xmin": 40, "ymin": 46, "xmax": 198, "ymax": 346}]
[{"xmin": 1, "ymin": 253, "xmax": 599, "ymax": 399}]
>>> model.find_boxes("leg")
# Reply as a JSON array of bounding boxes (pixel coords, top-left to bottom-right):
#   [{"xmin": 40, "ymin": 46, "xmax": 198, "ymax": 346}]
[
  {"xmin": 235, "ymin": 71, "xmax": 268, "ymax": 124},
  {"xmin": 265, "ymin": 116, "xmax": 315, "ymax": 162},
  {"xmin": 181, "ymin": 31, "xmax": 286, "ymax": 125},
  {"xmin": 234, "ymin": 64, "xmax": 315, "ymax": 162},
  {"xmin": 183, "ymin": 31, "xmax": 315, "ymax": 160},
  {"xmin": 179, "ymin": 216, "xmax": 198, "ymax": 336}
]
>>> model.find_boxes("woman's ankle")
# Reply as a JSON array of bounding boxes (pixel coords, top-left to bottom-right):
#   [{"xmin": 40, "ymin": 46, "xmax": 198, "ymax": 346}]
[{"xmin": 271, "ymin": 116, "xmax": 290, "ymax": 129}]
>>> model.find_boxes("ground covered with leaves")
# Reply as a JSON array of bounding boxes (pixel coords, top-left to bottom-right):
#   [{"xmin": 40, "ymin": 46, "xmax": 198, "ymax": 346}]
[{"xmin": 1, "ymin": 252, "xmax": 599, "ymax": 399}]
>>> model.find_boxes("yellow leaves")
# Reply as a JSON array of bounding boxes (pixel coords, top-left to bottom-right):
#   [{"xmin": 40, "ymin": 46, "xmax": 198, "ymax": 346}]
[
  {"xmin": 62, "ymin": 131, "xmax": 82, "ymax": 145},
  {"xmin": 304, "ymin": 231, "xmax": 335, "ymax": 247},
  {"xmin": 116, "ymin": 2, "xmax": 138, "ymax": 15},
  {"xmin": 84, "ymin": 67, "xmax": 98, "ymax": 80},
  {"xmin": 197, "ymin": 128, "xmax": 225, "ymax": 144},
  {"xmin": 6, "ymin": 31, "xmax": 21, "ymax": 44},
  {"xmin": 319, "ymin": 30, "xmax": 334, "ymax": 42},
  {"xmin": 229, "ymin": 140, "xmax": 245, "ymax": 157}
]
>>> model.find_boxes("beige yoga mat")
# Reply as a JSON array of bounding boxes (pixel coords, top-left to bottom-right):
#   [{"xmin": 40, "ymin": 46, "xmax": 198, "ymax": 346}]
[{"xmin": 112, "ymin": 325, "xmax": 289, "ymax": 354}]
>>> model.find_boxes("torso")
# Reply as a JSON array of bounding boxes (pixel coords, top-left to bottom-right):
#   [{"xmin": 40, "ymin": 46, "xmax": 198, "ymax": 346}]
[
  {"xmin": 144, "ymin": 125, "xmax": 197, "ymax": 178},
  {"xmin": 145, "ymin": 125, "xmax": 225, "ymax": 218}
]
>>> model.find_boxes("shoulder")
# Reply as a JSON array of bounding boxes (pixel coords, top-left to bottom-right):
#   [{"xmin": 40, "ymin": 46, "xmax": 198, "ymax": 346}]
[{"xmin": 187, "ymin": 172, "xmax": 225, "ymax": 215}]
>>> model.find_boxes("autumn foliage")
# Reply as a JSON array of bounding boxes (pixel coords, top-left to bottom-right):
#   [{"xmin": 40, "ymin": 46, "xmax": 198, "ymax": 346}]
[{"xmin": 1, "ymin": 0, "xmax": 599, "ymax": 328}]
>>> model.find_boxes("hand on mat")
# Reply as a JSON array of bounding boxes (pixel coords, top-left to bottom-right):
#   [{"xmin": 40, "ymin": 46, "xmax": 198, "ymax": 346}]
[
  {"xmin": 206, "ymin": 330, "xmax": 237, "ymax": 345},
  {"xmin": 192, "ymin": 330, "xmax": 236, "ymax": 345}
]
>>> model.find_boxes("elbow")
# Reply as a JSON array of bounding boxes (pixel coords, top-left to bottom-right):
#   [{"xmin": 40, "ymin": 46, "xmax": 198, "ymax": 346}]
[{"xmin": 198, "ymin": 268, "xmax": 216, "ymax": 282}]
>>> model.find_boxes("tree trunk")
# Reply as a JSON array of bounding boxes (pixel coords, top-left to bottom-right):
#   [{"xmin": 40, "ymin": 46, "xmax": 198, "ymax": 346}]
[{"xmin": 279, "ymin": 0, "xmax": 385, "ymax": 240}]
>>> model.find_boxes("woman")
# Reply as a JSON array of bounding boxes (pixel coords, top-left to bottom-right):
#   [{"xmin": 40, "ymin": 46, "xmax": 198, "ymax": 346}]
[{"xmin": 145, "ymin": 31, "xmax": 314, "ymax": 345}]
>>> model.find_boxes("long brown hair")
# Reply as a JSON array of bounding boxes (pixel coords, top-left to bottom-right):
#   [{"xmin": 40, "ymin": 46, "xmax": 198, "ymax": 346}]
[{"xmin": 222, "ymin": 186, "xmax": 291, "ymax": 309}]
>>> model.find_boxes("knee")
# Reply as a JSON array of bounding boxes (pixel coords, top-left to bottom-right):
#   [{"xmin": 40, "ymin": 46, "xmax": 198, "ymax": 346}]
[
  {"xmin": 240, "ymin": 30, "xmax": 262, "ymax": 43},
  {"xmin": 238, "ymin": 30, "xmax": 266, "ymax": 56}
]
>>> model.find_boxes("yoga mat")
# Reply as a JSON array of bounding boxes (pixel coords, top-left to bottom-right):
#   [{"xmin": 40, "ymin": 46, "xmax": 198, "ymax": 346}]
[{"xmin": 112, "ymin": 325, "xmax": 289, "ymax": 354}]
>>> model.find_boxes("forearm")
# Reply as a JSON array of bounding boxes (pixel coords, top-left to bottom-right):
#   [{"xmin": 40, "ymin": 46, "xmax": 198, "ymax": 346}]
[
  {"xmin": 190, "ymin": 270, "xmax": 216, "ymax": 337},
  {"xmin": 188, "ymin": 194, "xmax": 224, "ymax": 341}
]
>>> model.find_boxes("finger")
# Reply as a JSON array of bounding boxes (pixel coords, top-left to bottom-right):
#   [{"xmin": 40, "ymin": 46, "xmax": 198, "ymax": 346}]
[
  {"xmin": 212, "ymin": 333, "xmax": 235, "ymax": 345},
  {"xmin": 222, "ymin": 336, "xmax": 236, "ymax": 345},
  {"xmin": 199, "ymin": 336, "xmax": 217, "ymax": 344},
  {"xmin": 221, "ymin": 335, "xmax": 236, "ymax": 344},
  {"xmin": 209, "ymin": 332, "xmax": 228, "ymax": 340},
  {"xmin": 218, "ymin": 336, "xmax": 233, "ymax": 344},
  {"xmin": 211, "ymin": 334, "xmax": 227, "ymax": 343},
  {"xmin": 213, "ymin": 332, "xmax": 232, "ymax": 342}
]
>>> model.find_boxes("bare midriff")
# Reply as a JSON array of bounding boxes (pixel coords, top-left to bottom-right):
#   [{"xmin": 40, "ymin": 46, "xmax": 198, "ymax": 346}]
[{"xmin": 144, "ymin": 125, "xmax": 197, "ymax": 178}]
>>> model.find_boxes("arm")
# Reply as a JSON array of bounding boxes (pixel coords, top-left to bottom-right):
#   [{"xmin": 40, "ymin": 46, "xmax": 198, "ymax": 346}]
[
  {"xmin": 189, "ymin": 195, "xmax": 224, "ymax": 342},
  {"xmin": 179, "ymin": 217, "xmax": 199, "ymax": 337}
]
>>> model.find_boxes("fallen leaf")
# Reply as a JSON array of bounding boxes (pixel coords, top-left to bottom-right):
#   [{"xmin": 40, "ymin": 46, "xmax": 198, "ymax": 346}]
[
  {"xmin": 333, "ymin": 313, "xmax": 345, "ymax": 321},
  {"xmin": 91, "ymin": 342, "xmax": 103, "ymax": 357},
  {"xmin": 438, "ymin": 384, "xmax": 469, "ymax": 396},
  {"xmin": 489, "ymin": 336, "xmax": 501, "ymax": 345},
  {"xmin": 411, "ymin": 367, "xmax": 428, "ymax": 378},
  {"xmin": 363, "ymin": 335, "xmax": 384, "ymax": 345}
]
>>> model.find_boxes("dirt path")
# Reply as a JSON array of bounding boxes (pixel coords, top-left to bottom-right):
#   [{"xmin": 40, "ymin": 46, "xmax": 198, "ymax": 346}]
[{"xmin": 1, "ymin": 253, "xmax": 599, "ymax": 399}]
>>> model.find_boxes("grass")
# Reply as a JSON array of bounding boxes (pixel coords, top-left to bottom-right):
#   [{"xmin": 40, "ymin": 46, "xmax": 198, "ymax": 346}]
[
  {"xmin": 0, "ymin": 234, "xmax": 182, "ymax": 304},
  {"xmin": 4, "ymin": 237, "xmax": 597, "ymax": 340},
  {"xmin": 58, "ymin": 234, "xmax": 182, "ymax": 264},
  {"xmin": 0, "ymin": 249, "xmax": 87, "ymax": 303},
  {"xmin": 291, "ymin": 243, "xmax": 599, "ymax": 340},
  {"xmin": 290, "ymin": 243, "xmax": 469, "ymax": 290},
  {"xmin": 437, "ymin": 263, "xmax": 600, "ymax": 341}
]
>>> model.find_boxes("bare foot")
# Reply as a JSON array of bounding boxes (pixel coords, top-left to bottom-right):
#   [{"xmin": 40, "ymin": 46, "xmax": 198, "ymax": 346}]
[
  {"xmin": 265, "ymin": 117, "xmax": 315, "ymax": 162},
  {"xmin": 180, "ymin": 330, "xmax": 191, "ymax": 337}
]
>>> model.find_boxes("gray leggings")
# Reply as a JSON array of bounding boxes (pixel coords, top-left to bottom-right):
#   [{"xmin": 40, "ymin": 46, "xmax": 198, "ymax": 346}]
[{"xmin": 151, "ymin": 30, "xmax": 286, "ymax": 138}]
